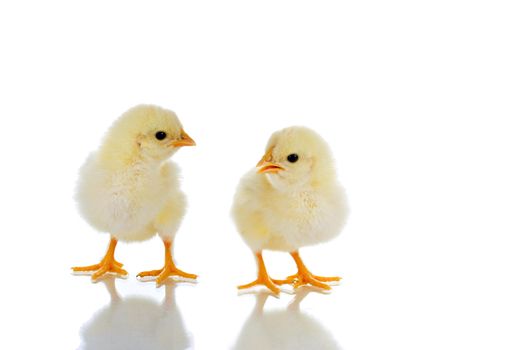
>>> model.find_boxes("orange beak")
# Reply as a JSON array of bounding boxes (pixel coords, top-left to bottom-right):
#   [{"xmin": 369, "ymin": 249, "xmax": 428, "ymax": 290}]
[
  {"xmin": 171, "ymin": 130, "xmax": 196, "ymax": 147},
  {"xmin": 256, "ymin": 147, "xmax": 284, "ymax": 173},
  {"xmin": 257, "ymin": 163, "xmax": 284, "ymax": 173}
]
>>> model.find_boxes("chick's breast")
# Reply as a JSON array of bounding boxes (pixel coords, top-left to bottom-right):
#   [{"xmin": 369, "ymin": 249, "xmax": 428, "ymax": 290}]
[
  {"xmin": 76, "ymin": 155, "xmax": 179, "ymax": 242},
  {"xmin": 232, "ymin": 171, "xmax": 348, "ymax": 252},
  {"xmin": 153, "ymin": 162, "xmax": 187, "ymax": 241}
]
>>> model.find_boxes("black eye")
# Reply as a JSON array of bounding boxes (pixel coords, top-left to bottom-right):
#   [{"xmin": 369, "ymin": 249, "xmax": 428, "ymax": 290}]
[
  {"xmin": 287, "ymin": 154, "xmax": 299, "ymax": 163},
  {"xmin": 155, "ymin": 131, "xmax": 167, "ymax": 140}
]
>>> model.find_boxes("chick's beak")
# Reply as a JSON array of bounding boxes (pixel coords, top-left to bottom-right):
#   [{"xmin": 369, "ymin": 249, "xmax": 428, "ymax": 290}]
[
  {"xmin": 258, "ymin": 162, "xmax": 284, "ymax": 173},
  {"xmin": 256, "ymin": 147, "xmax": 284, "ymax": 174},
  {"xmin": 171, "ymin": 130, "xmax": 196, "ymax": 147}
]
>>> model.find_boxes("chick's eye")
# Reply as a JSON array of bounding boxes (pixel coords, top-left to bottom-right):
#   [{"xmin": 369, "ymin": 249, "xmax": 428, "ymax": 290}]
[
  {"xmin": 287, "ymin": 153, "xmax": 299, "ymax": 163},
  {"xmin": 155, "ymin": 131, "xmax": 167, "ymax": 140}
]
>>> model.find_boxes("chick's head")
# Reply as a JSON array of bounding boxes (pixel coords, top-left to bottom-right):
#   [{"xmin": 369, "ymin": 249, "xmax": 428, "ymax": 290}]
[
  {"xmin": 100, "ymin": 105, "xmax": 195, "ymax": 165},
  {"xmin": 257, "ymin": 126, "xmax": 336, "ymax": 190}
]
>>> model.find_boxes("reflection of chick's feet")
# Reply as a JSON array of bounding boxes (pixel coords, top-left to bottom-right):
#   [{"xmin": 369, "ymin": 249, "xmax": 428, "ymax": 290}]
[
  {"xmin": 72, "ymin": 238, "xmax": 128, "ymax": 281},
  {"xmin": 138, "ymin": 262, "xmax": 197, "ymax": 286}
]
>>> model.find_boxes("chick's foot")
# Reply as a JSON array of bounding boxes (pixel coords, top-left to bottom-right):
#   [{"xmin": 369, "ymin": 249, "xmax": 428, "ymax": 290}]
[
  {"xmin": 238, "ymin": 276, "xmax": 280, "ymax": 295},
  {"xmin": 71, "ymin": 238, "xmax": 128, "ymax": 281},
  {"xmin": 72, "ymin": 261, "xmax": 128, "ymax": 281},
  {"xmin": 274, "ymin": 251, "xmax": 341, "ymax": 290},
  {"xmin": 137, "ymin": 263, "xmax": 197, "ymax": 286},
  {"xmin": 72, "ymin": 260, "xmax": 124, "ymax": 271},
  {"xmin": 273, "ymin": 272, "xmax": 340, "ymax": 290},
  {"xmin": 137, "ymin": 240, "xmax": 197, "ymax": 286},
  {"xmin": 238, "ymin": 251, "xmax": 280, "ymax": 294}
]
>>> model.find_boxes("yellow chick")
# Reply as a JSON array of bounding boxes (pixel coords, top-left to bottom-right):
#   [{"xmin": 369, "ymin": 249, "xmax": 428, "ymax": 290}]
[
  {"xmin": 232, "ymin": 126, "xmax": 348, "ymax": 293},
  {"xmin": 72, "ymin": 105, "xmax": 197, "ymax": 285}
]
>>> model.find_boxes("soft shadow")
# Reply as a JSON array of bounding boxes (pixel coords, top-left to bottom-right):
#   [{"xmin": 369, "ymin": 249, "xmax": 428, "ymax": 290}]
[
  {"xmin": 232, "ymin": 288, "xmax": 342, "ymax": 350},
  {"xmin": 78, "ymin": 277, "xmax": 192, "ymax": 350}
]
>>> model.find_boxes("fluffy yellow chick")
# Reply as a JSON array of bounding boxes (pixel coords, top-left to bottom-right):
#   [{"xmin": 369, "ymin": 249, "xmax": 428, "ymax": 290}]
[
  {"xmin": 232, "ymin": 126, "xmax": 348, "ymax": 293},
  {"xmin": 72, "ymin": 105, "xmax": 197, "ymax": 285}
]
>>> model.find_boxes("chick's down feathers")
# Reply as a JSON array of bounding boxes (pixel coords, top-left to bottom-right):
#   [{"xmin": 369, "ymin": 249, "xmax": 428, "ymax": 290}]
[
  {"xmin": 232, "ymin": 126, "xmax": 348, "ymax": 252},
  {"xmin": 76, "ymin": 105, "xmax": 188, "ymax": 243}
]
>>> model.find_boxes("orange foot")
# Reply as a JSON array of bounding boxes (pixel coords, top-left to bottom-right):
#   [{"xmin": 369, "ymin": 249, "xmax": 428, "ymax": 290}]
[
  {"xmin": 238, "ymin": 252, "xmax": 280, "ymax": 294},
  {"xmin": 272, "ymin": 251, "xmax": 341, "ymax": 290},
  {"xmin": 72, "ymin": 238, "xmax": 128, "ymax": 281},
  {"xmin": 273, "ymin": 272, "xmax": 340, "ymax": 290},
  {"xmin": 138, "ymin": 265, "xmax": 197, "ymax": 286},
  {"xmin": 137, "ymin": 240, "xmax": 197, "ymax": 286},
  {"xmin": 238, "ymin": 275, "xmax": 280, "ymax": 294}
]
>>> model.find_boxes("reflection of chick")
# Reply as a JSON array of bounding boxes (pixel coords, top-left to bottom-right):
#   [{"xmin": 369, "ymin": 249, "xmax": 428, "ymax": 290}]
[
  {"xmin": 233, "ymin": 289, "xmax": 342, "ymax": 350},
  {"xmin": 79, "ymin": 278, "xmax": 191, "ymax": 350},
  {"xmin": 72, "ymin": 105, "xmax": 197, "ymax": 285},
  {"xmin": 232, "ymin": 127, "xmax": 348, "ymax": 293}
]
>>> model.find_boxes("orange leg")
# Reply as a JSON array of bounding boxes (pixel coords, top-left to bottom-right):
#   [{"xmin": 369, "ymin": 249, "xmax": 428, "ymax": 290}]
[
  {"xmin": 137, "ymin": 240, "xmax": 197, "ymax": 286},
  {"xmin": 238, "ymin": 251, "xmax": 280, "ymax": 294},
  {"xmin": 72, "ymin": 237, "xmax": 128, "ymax": 281},
  {"xmin": 272, "ymin": 251, "xmax": 341, "ymax": 290}
]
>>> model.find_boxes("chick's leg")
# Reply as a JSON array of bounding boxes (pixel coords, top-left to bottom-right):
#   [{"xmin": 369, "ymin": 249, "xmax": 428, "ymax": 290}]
[
  {"xmin": 238, "ymin": 252, "xmax": 280, "ymax": 294},
  {"xmin": 272, "ymin": 251, "xmax": 341, "ymax": 290},
  {"xmin": 137, "ymin": 240, "xmax": 197, "ymax": 286},
  {"xmin": 71, "ymin": 237, "xmax": 128, "ymax": 281}
]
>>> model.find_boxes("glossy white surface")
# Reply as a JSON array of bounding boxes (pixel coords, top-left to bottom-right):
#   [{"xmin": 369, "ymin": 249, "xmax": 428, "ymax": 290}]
[{"xmin": 1, "ymin": 1, "xmax": 524, "ymax": 349}]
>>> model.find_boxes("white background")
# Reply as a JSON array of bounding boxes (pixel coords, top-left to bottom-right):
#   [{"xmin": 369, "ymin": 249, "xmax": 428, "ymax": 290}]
[{"xmin": 0, "ymin": 1, "xmax": 524, "ymax": 349}]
